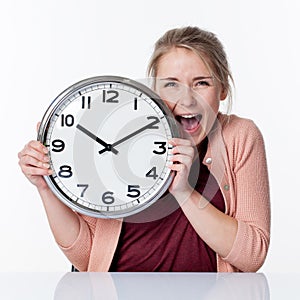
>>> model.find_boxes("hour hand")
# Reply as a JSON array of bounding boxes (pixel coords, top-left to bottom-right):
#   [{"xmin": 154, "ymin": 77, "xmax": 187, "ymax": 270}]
[
  {"xmin": 98, "ymin": 116, "xmax": 160, "ymax": 155},
  {"xmin": 76, "ymin": 124, "xmax": 118, "ymax": 154}
]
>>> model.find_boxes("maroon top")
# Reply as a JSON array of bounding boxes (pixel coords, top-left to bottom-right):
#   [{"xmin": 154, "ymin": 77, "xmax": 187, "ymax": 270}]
[{"xmin": 109, "ymin": 138, "xmax": 225, "ymax": 272}]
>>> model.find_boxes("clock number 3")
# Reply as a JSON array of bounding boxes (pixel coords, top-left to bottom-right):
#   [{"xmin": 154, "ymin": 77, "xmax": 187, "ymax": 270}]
[{"xmin": 153, "ymin": 141, "xmax": 167, "ymax": 154}]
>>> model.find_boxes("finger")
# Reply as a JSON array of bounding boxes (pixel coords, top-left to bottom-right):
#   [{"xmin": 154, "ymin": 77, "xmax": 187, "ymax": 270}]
[
  {"xmin": 20, "ymin": 154, "xmax": 50, "ymax": 170},
  {"xmin": 22, "ymin": 165, "xmax": 52, "ymax": 176},
  {"xmin": 21, "ymin": 148, "xmax": 49, "ymax": 164},
  {"xmin": 172, "ymin": 145, "xmax": 194, "ymax": 157},
  {"xmin": 170, "ymin": 154, "xmax": 193, "ymax": 168},
  {"xmin": 169, "ymin": 138, "xmax": 193, "ymax": 147},
  {"xmin": 27, "ymin": 140, "xmax": 48, "ymax": 154},
  {"xmin": 20, "ymin": 142, "xmax": 49, "ymax": 162},
  {"xmin": 168, "ymin": 163, "xmax": 186, "ymax": 173},
  {"xmin": 36, "ymin": 121, "xmax": 41, "ymax": 133}
]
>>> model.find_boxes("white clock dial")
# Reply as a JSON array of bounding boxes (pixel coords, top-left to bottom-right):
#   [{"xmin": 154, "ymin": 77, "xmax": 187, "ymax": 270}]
[{"xmin": 38, "ymin": 76, "xmax": 179, "ymax": 218}]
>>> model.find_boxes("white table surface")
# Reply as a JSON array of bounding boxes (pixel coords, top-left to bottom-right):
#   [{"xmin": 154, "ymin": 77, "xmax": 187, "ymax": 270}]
[{"xmin": 0, "ymin": 272, "xmax": 298, "ymax": 299}]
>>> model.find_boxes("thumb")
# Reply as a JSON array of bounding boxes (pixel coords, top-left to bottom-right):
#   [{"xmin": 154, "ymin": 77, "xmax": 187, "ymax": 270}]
[{"xmin": 36, "ymin": 121, "xmax": 41, "ymax": 133}]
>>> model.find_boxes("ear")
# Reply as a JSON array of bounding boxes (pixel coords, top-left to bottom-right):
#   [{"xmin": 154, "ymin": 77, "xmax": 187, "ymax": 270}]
[{"xmin": 220, "ymin": 87, "xmax": 227, "ymax": 101}]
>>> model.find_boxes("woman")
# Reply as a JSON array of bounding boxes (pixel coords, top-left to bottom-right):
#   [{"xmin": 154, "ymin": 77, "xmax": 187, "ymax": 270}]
[{"xmin": 18, "ymin": 26, "xmax": 270, "ymax": 272}]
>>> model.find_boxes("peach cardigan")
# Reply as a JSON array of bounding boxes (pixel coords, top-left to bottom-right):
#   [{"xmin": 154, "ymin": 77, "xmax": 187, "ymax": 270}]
[{"xmin": 59, "ymin": 113, "xmax": 270, "ymax": 272}]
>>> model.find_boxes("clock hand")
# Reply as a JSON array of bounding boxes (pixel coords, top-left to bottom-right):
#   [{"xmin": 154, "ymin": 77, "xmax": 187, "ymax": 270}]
[
  {"xmin": 98, "ymin": 116, "xmax": 160, "ymax": 155},
  {"xmin": 76, "ymin": 124, "xmax": 118, "ymax": 154}
]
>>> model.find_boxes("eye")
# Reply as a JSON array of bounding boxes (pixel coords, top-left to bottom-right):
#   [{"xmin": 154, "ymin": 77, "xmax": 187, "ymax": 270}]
[
  {"xmin": 164, "ymin": 81, "xmax": 178, "ymax": 88},
  {"xmin": 194, "ymin": 80, "xmax": 210, "ymax": 87}
]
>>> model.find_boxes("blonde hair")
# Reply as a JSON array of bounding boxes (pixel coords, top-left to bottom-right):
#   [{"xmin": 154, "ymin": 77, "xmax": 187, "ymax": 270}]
[{"xmin": 147, "ymin": 26, "xmax": 234, "ymax": 113}]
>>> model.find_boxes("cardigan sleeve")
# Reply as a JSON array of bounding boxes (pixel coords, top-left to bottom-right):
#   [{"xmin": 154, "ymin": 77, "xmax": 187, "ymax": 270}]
[
  {"xmin": 58, "ymin": 213, "xmax": 97, "ymax": 271},
  {"xmin": 222, "ymin": 118, "xmax": 271, "ymax": 272}
]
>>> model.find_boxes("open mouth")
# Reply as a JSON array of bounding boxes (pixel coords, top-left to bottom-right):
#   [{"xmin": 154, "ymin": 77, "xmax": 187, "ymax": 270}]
[{"xmin": 175, "ymin": 113, "xmax": 202, "ymax": 133}]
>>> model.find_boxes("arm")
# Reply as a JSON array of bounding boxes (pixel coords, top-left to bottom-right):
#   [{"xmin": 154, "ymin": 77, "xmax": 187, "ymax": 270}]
[
  {"xmin": 221, "ymin": 120, "xmax": 270, "ymax": 271},
  {"xmin": 18, "ymin": 139, "xmax": 92, "ymax": 270},
  {"xmin": 168, "ymin": 138, "xmax": 237, "ymax": 258},
  {"xmin": 169, "ymin": 121, "xmax": 270, "ymax": 271}
]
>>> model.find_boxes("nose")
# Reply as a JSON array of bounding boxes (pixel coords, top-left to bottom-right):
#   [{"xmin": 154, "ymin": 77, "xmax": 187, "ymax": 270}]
[{"xmin": 178, "ymin": 85, "xmax": 197, "ymax": 108}]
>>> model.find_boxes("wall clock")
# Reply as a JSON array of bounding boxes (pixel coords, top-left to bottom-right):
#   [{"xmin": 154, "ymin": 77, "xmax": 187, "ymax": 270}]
[{"xmin": 38, "ymin": 76, "xmax": 180, "ymax": 218}]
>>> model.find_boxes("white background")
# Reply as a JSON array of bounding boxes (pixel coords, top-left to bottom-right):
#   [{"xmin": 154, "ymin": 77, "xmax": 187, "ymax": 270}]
[{"xmin": 1, "ymin": 0, "xmax": 299, "ymax": 272}]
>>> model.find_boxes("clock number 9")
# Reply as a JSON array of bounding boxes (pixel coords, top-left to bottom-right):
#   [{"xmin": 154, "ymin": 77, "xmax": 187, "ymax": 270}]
[
  {"xmin": 51, "ymin": 139, "xmax": 65, "ymax": 152},
  {"xmin": 102, "ymin": 191, "xmax": 115, "ymax": 204}
]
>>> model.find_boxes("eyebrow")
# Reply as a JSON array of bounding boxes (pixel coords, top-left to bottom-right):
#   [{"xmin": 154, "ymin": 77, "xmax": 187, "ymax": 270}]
[
  {"xmin": 158, "ymin": 77, "xmax": 178, "ymax": 81},
  {"xmin": 158, "ymin": 76, "xmax": 213, "ymax": 81},
  {"xmin": 193, "ymin": 76, "xmax": 213, "ymax": 80}
]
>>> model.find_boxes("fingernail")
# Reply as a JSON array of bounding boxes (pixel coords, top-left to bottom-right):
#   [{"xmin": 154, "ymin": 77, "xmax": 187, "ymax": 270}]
[
  {"xmin": 43, "ymin": 163, "xmax": 50, "ymax": 168},
  {"xmin": 172, "ymin": 147, "xmax": 178, "ymax": 154},
  {"xmin": 44, "ymin": 156, "xmax": 49, "ymax": 162},
  {"xmin": 43, "ymin": 147, "xmax": 48, "ymax": 154}
]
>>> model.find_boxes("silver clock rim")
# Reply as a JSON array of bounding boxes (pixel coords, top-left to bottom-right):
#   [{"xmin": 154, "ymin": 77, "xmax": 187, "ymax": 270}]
[
  {"xmin": 38, "ymin": 75, "xmax": 180, "ymax": 219},
  {"xmin": 43, "ymin": 168, "xmax": 174, "ymax": 219}
]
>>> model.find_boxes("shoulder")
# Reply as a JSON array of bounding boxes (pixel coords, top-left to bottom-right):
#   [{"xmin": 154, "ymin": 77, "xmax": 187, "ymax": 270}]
[
  {"xmin": 216, "ymin": 113, "xmax": 267, "ymax": 168},
  {"xmin": 217, "ymin": 113, "xmax": 265, "ymax": 145}
]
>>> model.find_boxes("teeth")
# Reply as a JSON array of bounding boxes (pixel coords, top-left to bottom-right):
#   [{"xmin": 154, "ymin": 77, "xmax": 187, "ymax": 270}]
[{"xmin": 180, "ymin": 114, "xmax": 198, "ymax": 119}]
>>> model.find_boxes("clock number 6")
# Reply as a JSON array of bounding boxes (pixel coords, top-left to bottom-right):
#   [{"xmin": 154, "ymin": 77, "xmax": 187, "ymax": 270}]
[{"xmin": 102, "ymin": 191, "xmax": 115, "ymax": 204}]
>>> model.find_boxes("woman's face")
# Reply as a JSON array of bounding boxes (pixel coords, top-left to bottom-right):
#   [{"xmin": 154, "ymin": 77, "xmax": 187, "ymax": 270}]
[{"xmin": 155, "ymin": 47, "xmax": 226, "ymax": 146}]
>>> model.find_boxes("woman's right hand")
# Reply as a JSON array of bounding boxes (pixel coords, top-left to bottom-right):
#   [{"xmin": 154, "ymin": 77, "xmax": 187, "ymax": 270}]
[{"xmin": 18, "ymin": 140, "xmax": 53, "ymax": 190}]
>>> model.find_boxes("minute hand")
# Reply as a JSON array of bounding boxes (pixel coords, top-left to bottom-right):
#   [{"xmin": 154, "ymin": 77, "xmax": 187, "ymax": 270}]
[{"xmin": 98, "ymin": 116, "xmax": 160, "ymax": 154}]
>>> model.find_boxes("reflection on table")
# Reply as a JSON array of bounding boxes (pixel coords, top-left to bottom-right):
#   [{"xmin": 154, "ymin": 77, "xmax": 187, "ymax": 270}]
[{"xmin": 54, "ymin": 272, "xmax": 270, "ymax": 300}]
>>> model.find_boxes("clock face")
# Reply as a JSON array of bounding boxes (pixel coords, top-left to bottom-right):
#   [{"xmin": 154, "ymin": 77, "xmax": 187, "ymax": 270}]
[{"xmin": 38, "ymin": 76, "xmax": 179, "ymax": 218}]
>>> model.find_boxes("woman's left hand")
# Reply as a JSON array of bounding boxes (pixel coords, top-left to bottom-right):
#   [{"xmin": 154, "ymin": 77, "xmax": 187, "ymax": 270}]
[{"xmin": 168, "ymin": 138, "xmax": 195, "ymax": 201}]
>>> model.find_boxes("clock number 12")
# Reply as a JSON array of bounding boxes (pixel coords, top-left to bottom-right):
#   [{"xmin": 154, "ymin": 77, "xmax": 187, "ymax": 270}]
[{"xmin": 102, "ymin": 90, "xmax": 119, "ymax": 103}]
